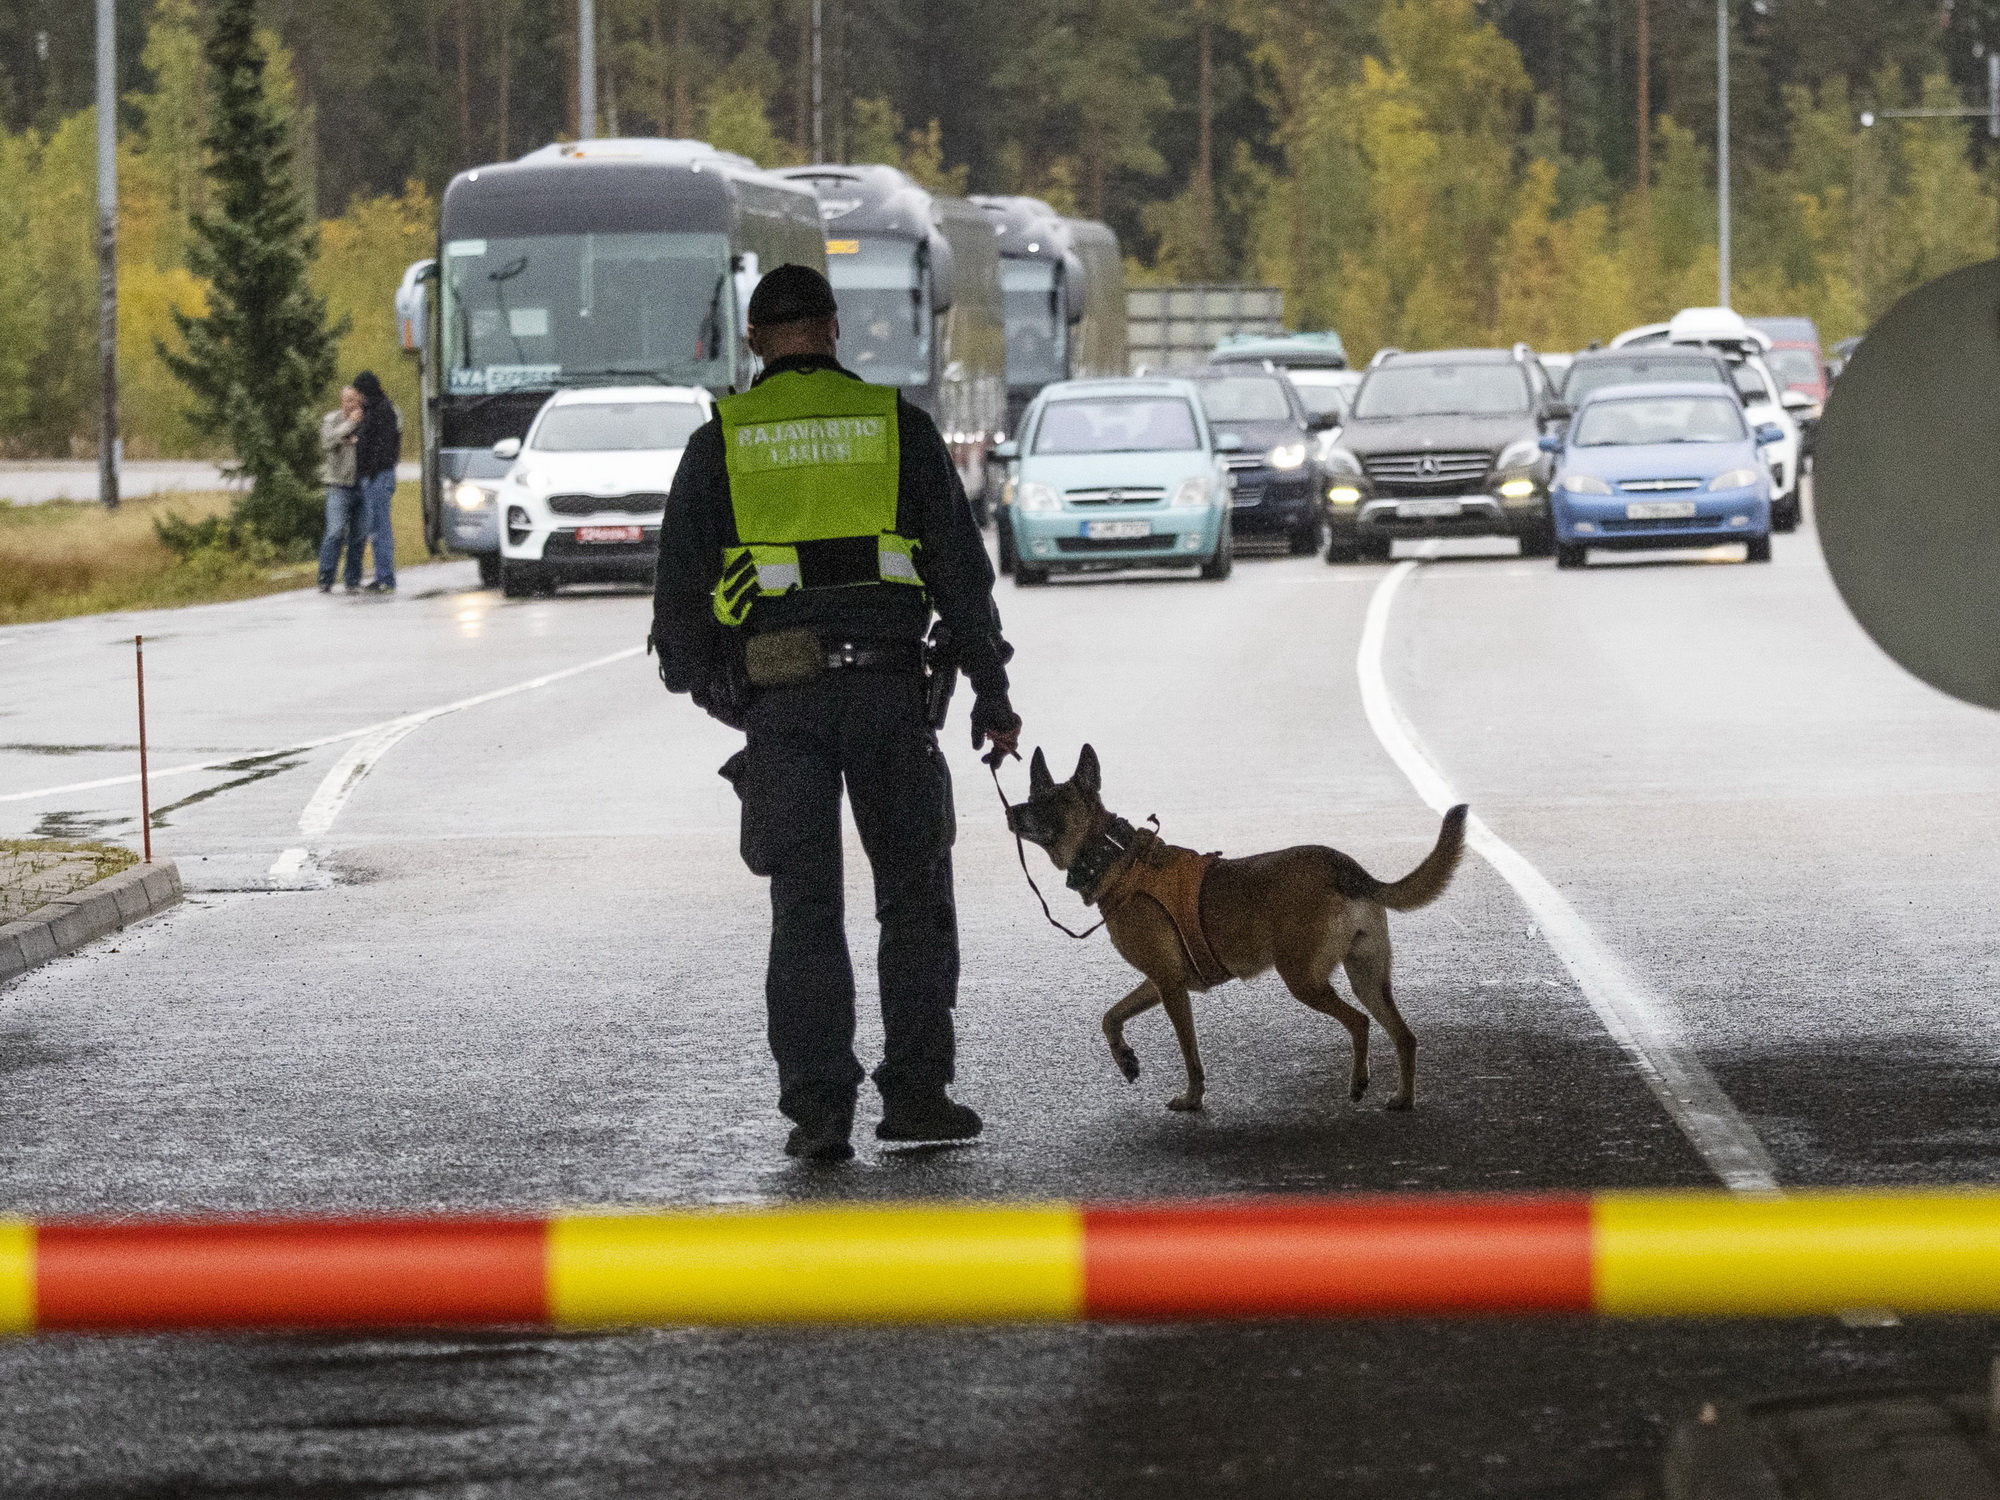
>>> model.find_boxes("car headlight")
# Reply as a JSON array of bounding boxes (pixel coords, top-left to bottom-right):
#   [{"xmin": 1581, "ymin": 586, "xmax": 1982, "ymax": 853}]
[
  {"xmin": 1327, "ymin": 485, "xmax": 1362, "ymax": 506},
  {"xmin": 452, "ymin": 481, "xmax": 493, "ymax": 510},
  {"xmin": 1496, "ymin": 477, "xmax": 1537, "ymax": 499},
  {"xmin": 1496, "ymin": 438, "xmax": 1541, "ymax": 471},
  {"xmin": 1707, "ymin": 468, "xmax": 1760, "ymax": 491},
  {"xmin": 1561, "ymin": 473, "xmax": 1613, "ymax": 495},
  {"xmin": 1171, "ymin": 475, "xmax": 1213, "ymax": 509},
  {"xmin": 1323, "ymin": 446, "xmax": 1364, "ymax": 477},
  {"xmin": 1266, "ymin": 442, "xmax": 1308, "ymax": 471},
  {"xmin": 1017, "ymin": 481, "xmax": 1061, "ymax": 513}
]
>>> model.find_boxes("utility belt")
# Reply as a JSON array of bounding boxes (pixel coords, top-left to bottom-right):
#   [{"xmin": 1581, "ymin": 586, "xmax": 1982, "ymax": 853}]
[{"xmin": 743, "ymin": 628, "xmax": 924, "ymax": 689}]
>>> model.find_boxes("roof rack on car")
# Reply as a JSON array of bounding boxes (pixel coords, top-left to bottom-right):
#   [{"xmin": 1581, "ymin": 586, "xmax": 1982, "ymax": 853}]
[
  {"xmin": 1511, "ymin": 342, "xmax": 1534, "ymax": 362},
  {"xmin": 1367, "ymin": 347, "xmax": 1403, "ymax": 369}
]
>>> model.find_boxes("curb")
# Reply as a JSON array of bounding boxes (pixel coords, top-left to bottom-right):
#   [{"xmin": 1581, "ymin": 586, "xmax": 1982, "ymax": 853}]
[{"xmin": 0, "ymin": 861, "xmax": 183, "ymax": 986}]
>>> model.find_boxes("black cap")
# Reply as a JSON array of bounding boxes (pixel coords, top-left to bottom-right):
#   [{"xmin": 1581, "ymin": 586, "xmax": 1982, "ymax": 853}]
[{"xmin": 747, "ymin": 263, "xmax": 839, "ymax": 327}]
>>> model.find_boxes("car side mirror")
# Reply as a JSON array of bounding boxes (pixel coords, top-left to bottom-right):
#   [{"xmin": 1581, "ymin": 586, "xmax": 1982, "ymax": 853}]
[
  {"xmin": 990, "ymin": 439, "xmax": 1019, "ymax": 461},
  {"xmin": 492, "ymin": 437, "xmax": 522, "ymax": 460},
  {"xmin": 1755, "ymin": 422, "xmax": 1785, "ymax": 445},
  {"xmin": 1538, "ymin": 433, "xmax": 1561, "ymax": 453},
  {"xmin": 1215, "ymin": 433, "xmax": 1245, "ymax": 453}
]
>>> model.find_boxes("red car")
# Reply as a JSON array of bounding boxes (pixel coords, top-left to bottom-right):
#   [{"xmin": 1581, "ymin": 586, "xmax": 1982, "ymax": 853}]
[{"xmin": 1747, "ymin": 316, "xmax": 1826, "ymax": 406}]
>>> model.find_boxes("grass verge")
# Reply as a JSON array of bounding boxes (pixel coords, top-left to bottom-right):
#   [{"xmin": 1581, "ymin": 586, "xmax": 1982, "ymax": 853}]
[
  {"xmin": 0, "ymin": 838, "xmax": 141, "ymax": 924},
  {"xmin": 0, "ymin": 483, "xmax": 437, "ymax": 626}
]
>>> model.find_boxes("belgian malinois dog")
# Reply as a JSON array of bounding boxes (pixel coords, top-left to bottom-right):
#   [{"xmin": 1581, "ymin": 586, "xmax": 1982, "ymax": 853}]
[{"xmin": 1006, "ymin": 744, "xmax": 1467, "ymax": 1113}]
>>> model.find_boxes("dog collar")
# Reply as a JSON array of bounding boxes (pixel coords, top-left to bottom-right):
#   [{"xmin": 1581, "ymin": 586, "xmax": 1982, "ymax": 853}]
[{"xmin": 1066, "ymin": 816, "xmax": 1138, "ymax": 896}]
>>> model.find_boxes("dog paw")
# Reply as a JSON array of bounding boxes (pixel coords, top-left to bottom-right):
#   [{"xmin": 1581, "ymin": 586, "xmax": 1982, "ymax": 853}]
[
  {"xmin": 1113, "ymin": 1047, "xmax": 1141, "ymax": 1083},
  {"xmin": 1166, "ymin": 1094, "xmax": 1204, "ymax": 1113}
]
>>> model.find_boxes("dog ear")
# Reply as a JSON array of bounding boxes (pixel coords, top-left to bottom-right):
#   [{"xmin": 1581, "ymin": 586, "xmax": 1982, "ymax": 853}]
[
  {"xmin": 1029, "ymin": 746, "xmax": 1054, "ymax": 797},
  {"xmin": 1075, "ymin": 743, "xmax": 1101, "ymax": 795}
]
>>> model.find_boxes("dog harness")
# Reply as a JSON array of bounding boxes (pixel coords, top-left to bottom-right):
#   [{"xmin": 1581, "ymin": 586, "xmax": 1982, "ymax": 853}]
[{"xmin": 1078, "ymin": 825, "xmax": 1232, "ymax": 990}]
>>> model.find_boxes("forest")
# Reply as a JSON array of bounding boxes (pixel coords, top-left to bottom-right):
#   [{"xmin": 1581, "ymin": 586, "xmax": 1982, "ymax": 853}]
[{"xmin": 0, "ymin": 0, "xmax": 1994, "ymax": 459}]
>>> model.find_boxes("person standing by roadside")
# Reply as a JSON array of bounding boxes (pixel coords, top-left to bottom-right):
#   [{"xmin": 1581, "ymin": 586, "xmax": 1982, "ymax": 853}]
[
  {"xmin": 351, "ymin": 370, "xmax": 402, "ymax": 594},
  {"xmin": 317, "ymin": 386, "xmax": 365, "ymax": 594}
]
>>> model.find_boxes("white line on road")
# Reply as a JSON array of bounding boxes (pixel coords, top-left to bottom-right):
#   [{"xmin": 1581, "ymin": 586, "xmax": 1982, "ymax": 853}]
[
  {"xmin": 268, "ymin": 646, "xmax": 644, "ymax": 873},
  {"xmin": 1358, "ymin": 559, "xmax": 1781, "ymax": 1194}
]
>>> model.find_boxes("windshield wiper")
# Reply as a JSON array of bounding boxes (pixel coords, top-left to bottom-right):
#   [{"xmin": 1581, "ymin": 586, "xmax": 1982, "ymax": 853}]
[{"xmin": 557, "ymin": 369, "xmax": 679, "ymax": 385}]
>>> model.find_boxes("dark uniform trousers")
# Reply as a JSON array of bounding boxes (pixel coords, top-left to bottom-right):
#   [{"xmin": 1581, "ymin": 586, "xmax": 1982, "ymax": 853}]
[{"xmin": 739, "ymin": 667, "xmax": 958, "ymax": 1127}]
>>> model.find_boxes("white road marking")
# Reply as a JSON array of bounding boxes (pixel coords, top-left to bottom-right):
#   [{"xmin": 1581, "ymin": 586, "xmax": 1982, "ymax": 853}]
[
  {"xmin": 1358, "ymin": 559, "xmax": 1781, "ymax": 1194},
  {"xmin": 268, "ymin": 645, "xmax": 643, "ymax": 873}
]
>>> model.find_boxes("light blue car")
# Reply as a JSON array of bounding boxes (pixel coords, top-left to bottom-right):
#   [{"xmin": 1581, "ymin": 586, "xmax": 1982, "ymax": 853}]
[
  {"xmin": 992, "ymin": 378, "xmax": 1236, "ymax": 585},
  {"xmin": 1546, "ymin": 380, "xmax": 1779, "ymax": 569}
]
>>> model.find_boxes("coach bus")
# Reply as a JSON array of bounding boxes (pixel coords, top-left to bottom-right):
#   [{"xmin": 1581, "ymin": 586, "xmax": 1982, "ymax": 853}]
[
  {"xmin": 775, "ymin": 164, "xmax": 1006, "ymax": 473},
  {"xmin": 399, "ymin": 138, "xmax": 825, "ymax": 579},
  {"xmin": 967, "ymin": 196, "xmax": 1127, "ymax": 438}
]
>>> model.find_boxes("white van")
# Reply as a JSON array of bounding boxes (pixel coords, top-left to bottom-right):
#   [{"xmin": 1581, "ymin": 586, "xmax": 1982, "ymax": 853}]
[{"xmin": 492, "ymin": 386, "xmax": 713, "ymax": 597}]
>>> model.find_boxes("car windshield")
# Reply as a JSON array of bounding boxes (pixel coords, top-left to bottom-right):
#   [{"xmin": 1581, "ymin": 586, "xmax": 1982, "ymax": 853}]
[
  {"xmin": 826, "ymin": 236, "xmax": 930, "ymax": 386},
  {"xmin": 1564, "ymin": 358, "xmax": 1726, "ymax": 402},
  {"xmin": 1286, "ymin": 375, "xmax": 1348, "ymax": 420},
  {"xmin": 1034, "ymin": 397, "xmax": 1200, "ymax": 454},
  {"xmin": 1573, "ymin": 395, "xmax": 1748, "ymax": 447},
  {"xmin": 531, "ymin": 401, "xmax": 708, "ymax": 452},
  {"xmin": 1353, "ymin": 363, "xmax": 1529, "ymax": 418},
  {"xmin": 1766, "ymin": 348, "xmax": 1821, "ymax": 387},
  {"xmin": 1733, "ymin": 364, "xmax": 1774, "ymax": 403},
  {"xmin": 1194, "ymin": 377, "xmax": 1294, "ymax": 424},
  {"xmin": 441, "ymin": 232, "xmax": 732, "ymax": 393}
]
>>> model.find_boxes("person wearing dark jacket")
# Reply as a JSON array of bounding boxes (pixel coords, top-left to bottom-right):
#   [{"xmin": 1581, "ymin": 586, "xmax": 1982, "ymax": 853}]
[
  {"xmin": 651, "ymin": 264, "xmax": 1021, "ymax": 1162},
  {"xmin": 351, "ymin": 370, "xmax": 402, "ymax": 593}
]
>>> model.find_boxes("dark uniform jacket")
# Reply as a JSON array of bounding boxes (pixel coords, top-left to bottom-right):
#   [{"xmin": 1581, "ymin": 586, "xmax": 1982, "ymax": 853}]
[{"xmin": 651, "ymin": 354, "xmax": 1012, "ymax": 706}]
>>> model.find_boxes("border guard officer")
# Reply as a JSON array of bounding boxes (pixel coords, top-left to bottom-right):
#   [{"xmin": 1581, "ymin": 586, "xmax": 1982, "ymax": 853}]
[{"xmin": 651, "ymin": 264, "xmax": 1021, "ymax": 1163}]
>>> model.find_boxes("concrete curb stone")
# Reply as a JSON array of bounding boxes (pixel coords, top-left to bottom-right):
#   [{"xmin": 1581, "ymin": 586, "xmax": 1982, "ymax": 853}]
[{"xmin": 0, "ymin": 861, "xmax": 183, "ymax": 987}]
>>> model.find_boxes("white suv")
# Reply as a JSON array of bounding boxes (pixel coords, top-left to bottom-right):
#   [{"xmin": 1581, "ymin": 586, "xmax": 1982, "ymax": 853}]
[
  {"xmin": 494, "ymin": 386, "xmax": 713, "ymax": 597},
  {"xmin": 1610, "ymin": 308, "xmax": 1809, "ymax": 530}
]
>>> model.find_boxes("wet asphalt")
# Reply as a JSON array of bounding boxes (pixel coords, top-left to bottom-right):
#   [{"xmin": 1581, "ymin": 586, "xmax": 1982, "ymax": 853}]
[{"xmin": 0, "ymin": 520, "xmax": 1997, "ymax": 1497}]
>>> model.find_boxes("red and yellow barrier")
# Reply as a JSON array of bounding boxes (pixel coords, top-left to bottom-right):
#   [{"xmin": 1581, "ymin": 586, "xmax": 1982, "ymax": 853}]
[{"xmin": 4, "ymin": 1191, "xmax": 2000, "ymax": 1332}]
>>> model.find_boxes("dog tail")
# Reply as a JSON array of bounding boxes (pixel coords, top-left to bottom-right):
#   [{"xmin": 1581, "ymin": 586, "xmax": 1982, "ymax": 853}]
[{"xmin": 1375, "ymin": 804, "xmax": 1469, "ymax": 911}]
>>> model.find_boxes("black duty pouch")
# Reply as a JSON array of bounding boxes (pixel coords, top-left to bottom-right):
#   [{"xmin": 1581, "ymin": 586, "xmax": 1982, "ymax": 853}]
[{"xmin": 743, "ymin": 628, "xmax": 823, "ymax": 688}]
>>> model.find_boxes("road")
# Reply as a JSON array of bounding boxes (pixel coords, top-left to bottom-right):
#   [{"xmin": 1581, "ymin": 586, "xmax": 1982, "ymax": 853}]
[{"xmin": 1, "ymin": 524, "xmax": 1997, "ymax": 1497}]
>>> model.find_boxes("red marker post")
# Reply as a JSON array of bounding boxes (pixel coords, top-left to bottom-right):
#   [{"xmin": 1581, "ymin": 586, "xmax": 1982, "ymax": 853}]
[{"xmin": 134, "ymin": 635, "xmax": 152, "ymax": 864}]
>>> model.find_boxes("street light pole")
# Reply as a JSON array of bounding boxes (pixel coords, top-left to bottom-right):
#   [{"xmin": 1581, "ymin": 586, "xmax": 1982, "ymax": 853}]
[
  {"xmin": 811, "ymin": 0, "xmax": 823, "ymax": 163},
  {"xmin": 1716, "ymin": 0, "xmax": 1730, "ymax": 308},
  {"xmin": 96, "ymin": 0, "xmax": 119, "ymax": 511},
  {"xmin": 577, "ymin": 0, "xmax": 596, "ymax": 141}
]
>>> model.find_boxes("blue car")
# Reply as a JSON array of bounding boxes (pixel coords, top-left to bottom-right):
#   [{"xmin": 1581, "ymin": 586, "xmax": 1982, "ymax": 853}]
[
  {"xmin": 992, "ymin": 378, "xmax": 1235, "ymax": 585},
  {"xmin": 1546, "ymin": 381, "xmax": 1780, "ymax": 568}
]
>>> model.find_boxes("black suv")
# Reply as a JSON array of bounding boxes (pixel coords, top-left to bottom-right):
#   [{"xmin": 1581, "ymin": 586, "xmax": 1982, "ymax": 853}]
[
  {"xmin": 1323, "ymin": 345, "xmax": 1563, "ymax": 561},
  {"xmin": 1184, "ymin": 366, "xmax": 1332, "ymax": 555}
]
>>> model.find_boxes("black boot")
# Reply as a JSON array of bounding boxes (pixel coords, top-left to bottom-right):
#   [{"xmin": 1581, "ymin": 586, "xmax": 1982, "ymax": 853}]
[
  {"xmin": 784, "ymin": 1107, "xmax": 854, "ymax": 1162},
  {"xmin": 876, "ymin": 1092, "xmax": 982, "ymax": 1143}
]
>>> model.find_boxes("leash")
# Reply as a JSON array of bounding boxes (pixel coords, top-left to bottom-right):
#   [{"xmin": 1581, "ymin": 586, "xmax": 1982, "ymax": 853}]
[{"xmin": 984, "ymin": 746, "xmax": 1105, "ymax": 940}]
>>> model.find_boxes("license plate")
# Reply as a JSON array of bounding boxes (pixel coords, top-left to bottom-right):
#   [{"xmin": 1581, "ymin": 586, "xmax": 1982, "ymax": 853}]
[
  {"xmin": 1625, "ymin": 501, "xmax": 1697, "ymax": 520},
  {"xmin": 575, "ymin": 525, "xmax": 643, "ymax": 543},
  {"xmin": 1085, "ymin": 520, "xmax": 1152, "ymax": 540},
  {"xmin": 1397, "ymin": 499, "xmax": 1463, "ymax": 519}
]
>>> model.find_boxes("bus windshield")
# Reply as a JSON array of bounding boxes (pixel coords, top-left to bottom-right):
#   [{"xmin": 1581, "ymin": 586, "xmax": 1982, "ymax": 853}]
[
  {"xmin": 825, "ymin": 237, "xmax": 930, "ymax": 387},
  {"xmin": 1002, "ymin": 260, "xmax": 1066, "ymax": 387},
  {"xmin": 441, "ymin": 231, "xmax": 732, "ymax": 394}
]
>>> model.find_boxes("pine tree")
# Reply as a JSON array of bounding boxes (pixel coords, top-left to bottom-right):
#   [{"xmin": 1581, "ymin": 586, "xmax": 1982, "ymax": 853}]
[{"xmin": 162, "ymin": 0, "xmax": 342, "ymax": 552}]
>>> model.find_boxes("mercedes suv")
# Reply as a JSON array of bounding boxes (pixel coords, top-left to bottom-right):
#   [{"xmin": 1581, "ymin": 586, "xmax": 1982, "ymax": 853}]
[{"xmin": 1323, "ymin": 345, "xmax": 1563, "ymax": 561}]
